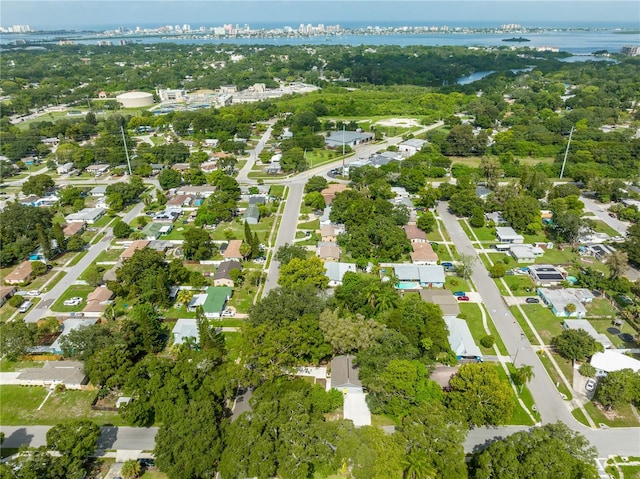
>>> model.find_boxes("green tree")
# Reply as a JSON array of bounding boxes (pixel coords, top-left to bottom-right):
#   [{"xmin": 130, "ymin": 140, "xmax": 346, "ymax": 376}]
[
  {"xmin": 121, "ymin": 459, "xmax": 141, "ymax": 479},
  {"xmin": 606, "ymin": 250, "xmax": 629, "ymax": 280},
  {"xmin": 622, "ymin": 223, "xmax": 640, "ymax": 268},
  {"xmin": 597, "ymin": 369, "xmax": 640, "ymax": 410},
  {"xmin": 416, "ymin": 211, "xmax": 436, "ymax": 233},
  {"xmin": 304, "ymin": 191, "xmax": 326, "ymax": 211},
  {"xmin": 278, "ymin": 256, "xmax": 329, "ymax": 290},
  {"xmin": 31, "ymin": 259, "xmax": 47, "ymax": 277},
  {"xmin": 489, "ymin": 262, "xmax": 506, "ymax": 278},
  {"xmin": 469, "ymin": 422, "xmax": 598, "ymax": 479},
  {"xmin": 275, "ymin": 243, "xmax": 310, "ymax": 265},
  {"xmin": 447, "ymin": 363, "xmax": 515, "ymax": 426},
  {"xmin": 46, "ymin": 420, "xmax": 100, "ymax": 464},
  {"xmin": 22, "ymin": 173, "xmax": 55, "ymax": 196},
  {"xmin": 112, "ymin": 219, "xmax": 133, "ymax": 239},
  {"xmin": 458, "ymin": 253, "xmax": 476, "ymax": 280},
  {"xmin": 0, "ymin": 320, "xmax": 36, "ymax": 361},
  {"xmin": 305, "ymin": 175, "xmax": 328, "ymax": 193},
  {"xmin": 502, "ymin": 195, "xmax": 541, "ymax": 233},
  {"xmin": 514, "ymin": 364, "xmax": 535, "ymax": 392},
  {"xmin": 551, "ymin": 328, "xmax": 601, "ymax": 363},
  {"xmin": 158, "ymin": 168, "xmax": 182, "ymax": 190},
  {"xmin": 318, "ymin": 308, "xmax": 385, "ymax": 355},
  {"xmin": 183, "ymin": 227, "xmax": 214, "ymax": 260},
  {"xmin": 469, "ymin": 206, "xmax": 485, "ymax": 228}
]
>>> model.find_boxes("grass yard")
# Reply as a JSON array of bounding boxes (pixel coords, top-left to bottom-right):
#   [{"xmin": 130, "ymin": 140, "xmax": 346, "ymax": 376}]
[
  {"xmin": 571, "ymin": 407, "xmax": 589, "ymax": 427},
  {"xmin": 223, "ymin": 332, "xmax": 242, "ymax": 361},
  {"xmin": 163, "ymin": 226, "xmax": 187, "ymax": 241},
  {"xmin": 536, "ymin": 350, "xmax": 573, "ymax": 401},
  {"xmin": 586, "ymin": 298, "xmax": 618, "ymax": 318},
  {"xmin": 0, "ymin": 385, "xmax": 126, "ymax": 426},
  {"xmin": 141, "ymin": 472, "xmax": 169, "ymax": 479},
  {"xmin": 536, "ymin": 247, "xmax": 578, "ymax": 265},
  {"xmin": 458, "ymin": 303, "xmax": 508, "ymax": 356},
  {"xmin": 67, "ymin": 250, "xmax": 88, "ymax": 267},
  {"xmin": 298, "ymin": 219, "xmax": 320, "ymax": 230},
  {"xmin": 520, "ymin": 304, "xmax": 564, "ymax": 343},
  {"xmin": 445, "ymin": 276, "xmax": 470, "ymax": 292},
  {"xmin": 0, "ymin": 303, "xmax": 20, "ymax": 323},
  {"xmin": 589, "ymin": 319, "xmax": 639, "ymax": 349},
  {"xmin": 211, "ymin": 216, "xmax": 276, "ymax": 242},
  {"xmin": 501, "ymin": 274, "xmax": 536, "ymax": 296},
  {"xmin": 491, "ymin": 364, "xmax": 536, "ymax": 426},
  {"xmin": 94, "ymin": 247, "xmax": 125, "ymax": 263},
  {"xmin": 228, "ymin": 284, "xmax": 259, "ymax": 314},
  {"xmin": 0, "ymin": 359, "xmax": 44, "ymax": 372},
  {"xmin": 510, "ymin": 306, "xmax": 540, "ymax": 345},
  {"xmin": 425, "ymin": 229, "xmax": 443, "ymax": 242},
  {"xmin": 522, "ymin": 232, "xmax": 550, "ymax": 244},
  {"xmin": 468, "ymin": 224, "xmax": 497, "ymax": 242},
  {"xmin": 583, "ymin": 401, "xmax": 640, "ymax": 428},
  {"xmin": 269, "ymin": 184, "xmax": 286, "ymax": 199},
  {"xmin": 305, "ymin": 149, "xmax": 342, "ymax": 168},
  {"xmin": 436, "ymin": 245, "xmax": 453, "ymax": 263},
  {"xmin": 50, "ymin": 285, "xmax": 96, "ymax": 312},
  {"xmin": 590, "ymin": 220, "xmax": 620, "ymax": 238}
]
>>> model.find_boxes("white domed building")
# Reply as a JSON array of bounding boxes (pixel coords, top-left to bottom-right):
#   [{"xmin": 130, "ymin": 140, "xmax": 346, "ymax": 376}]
[{"xmin": 116, "ymin": 91, "xmax": 154, "ymax": 108}]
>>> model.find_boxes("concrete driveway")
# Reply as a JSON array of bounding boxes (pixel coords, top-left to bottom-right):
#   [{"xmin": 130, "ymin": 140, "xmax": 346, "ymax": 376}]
[{"xmin": 343, "ymin": 391, "xmax": 371, "ymax": 427}]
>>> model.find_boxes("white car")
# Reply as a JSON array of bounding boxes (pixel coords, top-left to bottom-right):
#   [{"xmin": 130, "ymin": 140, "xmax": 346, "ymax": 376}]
[
  {"xmin": 221, "ymin": 309, "xmax": 235, "ymax": 318},
  {"xmin": 585, "ymin": 379, "xmax": 597, "ymax": 392},
  {"xmin": 25, "ymin": 290, "xmax": 41, "ymax": 297}
]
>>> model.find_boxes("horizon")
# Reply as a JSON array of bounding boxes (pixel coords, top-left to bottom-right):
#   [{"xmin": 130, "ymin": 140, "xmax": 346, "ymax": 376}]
[{"xmin": 2, "ymin": 1, "xmax": 639, "ymax": 31}]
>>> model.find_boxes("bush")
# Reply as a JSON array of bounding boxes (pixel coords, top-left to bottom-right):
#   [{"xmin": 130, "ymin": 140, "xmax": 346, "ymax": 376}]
[
  {"xmin": 480, "ymin": 335, "xmax": 496, "ymax": 348},
  {"xmin": 31, "ymin": 261, "xmax": 47, "ymax": 277},
  {"xmin": 489, "ymin": 263, "xmax": 506, "ymax": 278},
  {"xmin": 502, "ymin": 256, "xmax": 512, "ymax": 265},
  {"xmin": 8, "ymin": 294, "xmax": 25, "ymax": 308},
  {"xmin": 578, "ymin": 363, "xmax": 596, "ymax": 378}
]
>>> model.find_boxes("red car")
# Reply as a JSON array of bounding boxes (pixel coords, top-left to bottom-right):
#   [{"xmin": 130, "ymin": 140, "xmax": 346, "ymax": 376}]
[{"xmin": 457, "ymin": 296, "xmax": 470, "ymax": 301}]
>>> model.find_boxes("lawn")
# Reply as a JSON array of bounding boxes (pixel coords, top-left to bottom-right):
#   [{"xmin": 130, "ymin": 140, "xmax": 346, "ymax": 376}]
[
  {"xmin": 305, "ymin": 149, "xmax": 342, "ymax": 168},
  {"xmin": 425, "ymin": 229, "xmax": 443, "ymax": 242},
  {"xmin": 501, "ymin": 275, "xmax": 536, "ymax": 296},
  {"xmin": 50, "ymin": 285, "xmax": 96, "ymax": 312},
  {"xmin": 224, "ymin": 332, "xmax": 242, "ymax": 362},
  {"xmin": 0, "ymin": 303, "xmax": 19, "ymax": 323},
  {"xmin": 163, "ymin": 226, "xmax": 187, "ymax": 241},
  {"xmin": 211, "ymin": 216, "xmax": 276, "ymax": 242},
  {"xmin": 141, "ymin": 472, "xmax": 169, "ymax": 479},
  {"xmin": 536, "ymin": 350, "xmax": 573, "ymax": 401},
  {"xmin": 67, "ymin": 251, "xmax": 88, "ymax": 267},
  {"xmin": 589, "ymin": 319, "xmax": 639, "ymax": 349},
  {"xmin": 509, "ymin": 306, "xmax": 539, "ymax": 345},
  {"xmin": 298, "ymin": 219, "xmax": 320, "ymax": 230},
  {"xmin": 269, "ymin": 184, "xmax": 286, "ymax": 199},
  {"xmin": 228, "ymin": 283, "xmax": 259, "ymax": 314},
  {"xmin": 590, "ymin": 220, "xmax": 620, "ymax": 238},
  {"xmin": 0, "ymin": 385, "xmax": 126, "ymax": 426},
  {"xmin": 586, "ymin": 298, "xmax": 618, "ymax": 318},
  {"xmin": 458, "ymin": 303, "xmax": 509, "ymax": 356},
  {"xmin": 94, "ymin": 247, "xmax": 125, "ymax": 263},
  {"xmin": 0, "ymin": 359, "xmax": 44, "ymax": 372},
  {"xmin": 583, "ymin": 401, "xmax": 640, "ymax": 428},
  {"xmin": 492, "ymin": 364, "xmax": 536, "ymax": 426},
  {"xmin": 535, "ymin": 247, "xmax": 578, "ymax": 265},
  {"xmin": 435, "ymin": 245, "xmax": 453, "ymax": 263},
  {"xmin": 445, "ymin": 276, "xmax": 470, "ymax": 292},
  {"xmin": 467, "ymin": 224, "xmax": 497, "ymax": 242},
  {"xmin": 520, "ymin": 304, "xmax": 564, "ymax": 343}
]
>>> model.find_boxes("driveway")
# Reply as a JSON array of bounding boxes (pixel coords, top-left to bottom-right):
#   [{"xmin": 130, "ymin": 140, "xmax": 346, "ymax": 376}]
[{"xmin": 343, "ymin": 390, "xmax": 371, "ymax": 427}]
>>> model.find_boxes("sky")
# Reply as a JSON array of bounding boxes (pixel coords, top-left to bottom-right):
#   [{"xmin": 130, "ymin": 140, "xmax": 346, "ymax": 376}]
[{"xmin": 1, "ymin": 1, "xmax": 639, "ymax": 30}]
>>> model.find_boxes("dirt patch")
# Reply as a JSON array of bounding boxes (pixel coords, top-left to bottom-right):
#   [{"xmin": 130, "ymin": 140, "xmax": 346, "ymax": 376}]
[{"xmin": 375, "ymin": 118, "xmax": 420, "ymax": 127}]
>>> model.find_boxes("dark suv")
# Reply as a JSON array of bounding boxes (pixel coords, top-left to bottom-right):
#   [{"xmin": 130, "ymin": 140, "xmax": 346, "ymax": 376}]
[{"xmin": 525, "ymin": 297, "xmax": 540, "ymax": 304}]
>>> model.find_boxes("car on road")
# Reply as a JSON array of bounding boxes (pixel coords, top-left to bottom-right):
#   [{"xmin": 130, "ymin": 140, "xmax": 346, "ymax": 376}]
[
  {"xmin": 585, "ymin": 379, "xmax": 597, "ymax": 392},
  {"xmin": 453, "ymin": 291, "xmax": 466, "ymax": 297},
  {"xmin": 456, "ymin": 296, "xmax": 470, "ymax": 302},
  {"xmin": 525, "ymin": 297, "xmax": 540, "ymax": 304}
]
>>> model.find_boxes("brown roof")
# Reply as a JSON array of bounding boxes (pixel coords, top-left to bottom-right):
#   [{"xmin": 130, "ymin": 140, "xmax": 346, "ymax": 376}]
[
  {"xmin": 317, "ymin": 243, "xmax": 340, "ymax": 260},
  {"xmin": 321, "ymin": 184, "xmax": 348, "ymax": 205},
  {"xmin": 63, "ymin": 222, "xmax": 85, "ymax": 236},
  {"xmin": 5, "ymin": 261, "xmax": 33, "ymax": 284},
  {"xmin": 120, "ymin": 240, "xmax": 150, "ymax": 260},
  {"xmin": 429, "ymin": 365, "xmax": 459, "ymax": 389},
  {"xmin": 410, "ymin": 243, "xmax": 438, "ymax": 262},
  {"xmin": 403, "ymin": 224, "xmax": 427, "ymax": 241},
  {"xmin": 419, "ymin": 289, "xmax": 460, "ymax": 316},
  {"xmin": 166, "ymin": 194, "xmax": 191, "ymax": 207},
  {"xmin": 224, "ymin": 240, "xmax": 243, "ymax": 260},
  {"xmin": 86, "ymin": 286, "xmax": 114, "ymax": 303},
  {"xmin": 320, "ymin": 224, "xmax": 341, "ymax": 239},
  {"xmin": 0, "ymin": 286, "xmax": 17, "ymax": 300}
]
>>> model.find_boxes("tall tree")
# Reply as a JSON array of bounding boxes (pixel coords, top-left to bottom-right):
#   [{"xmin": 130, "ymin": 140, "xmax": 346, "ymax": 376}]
[
  {"xmin": 551, "ymin": 328, "xmax": 601, "ymax": 364},
  {"xmin": 606, "ymin": 251, "xmax": 629, "ymax": 280},
  {"xmin": 514, "ymin": 364, "xmax": 535, "ymax": 392}
]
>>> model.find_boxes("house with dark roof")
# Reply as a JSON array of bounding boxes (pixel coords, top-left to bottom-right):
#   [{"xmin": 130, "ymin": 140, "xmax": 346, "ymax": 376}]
[
  {"xmin": 528, "ymin": 264, "xmax": 565, "ymax": 286},
  {"xmin": 419, "ymin": 289, "xmax": 460, "ymax": 317},
  {"xmin": 213, "ymin": 261, "xmax": 242, "ymax": 287},
  {"xmin": 331, "ymin": 355, "xmax": 363, "ymax": 393}
]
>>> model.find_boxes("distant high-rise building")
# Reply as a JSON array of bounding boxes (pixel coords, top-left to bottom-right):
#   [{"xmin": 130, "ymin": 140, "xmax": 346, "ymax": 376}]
[{"xmin": 620, "ymin": 45, "xmax": 640, "ymax": 56}]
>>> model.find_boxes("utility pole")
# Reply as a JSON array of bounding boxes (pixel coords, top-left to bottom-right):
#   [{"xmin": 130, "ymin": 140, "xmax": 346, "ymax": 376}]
[
  {"xmin": 341, "ymin": 125, "xmax": 346, "ymax": 176},
  {"xmin": 559, "ymin": 126, "xmax": 574, "ymax": 180},
  {"xmin": 121, "ymin": 125, "xmax": 133, "ymax": 176}
]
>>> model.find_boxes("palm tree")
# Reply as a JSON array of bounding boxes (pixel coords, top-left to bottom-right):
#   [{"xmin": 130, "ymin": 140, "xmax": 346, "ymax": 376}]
[
  {"xmin": 515, "ymin": 364, "xmax": 535, "ymax": 392},
  {"xmin": 402, "ymin": 451, "xmax": 436, "ymax": 479},
  {"xmin": 121, "ymin": 459, "xmax": 141, "ymax": 479}
]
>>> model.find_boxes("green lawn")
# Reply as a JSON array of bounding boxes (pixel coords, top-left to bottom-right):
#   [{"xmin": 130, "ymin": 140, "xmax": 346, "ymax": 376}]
[
  {"xmin": 223, "ymin": 332, "xmax": 242, "ymax": 362},
  {"xmin": 501, "ymin": 275, "xmax": 536, "ymax": 296},
  {"xmin": 589, "ymin": 319, "xmax": 639, "ymax": 349},
  {"xmin": 509, "ymin": 307, "xmax": 539, "ymax": 345},
  {"xmin": 435, "ymin": 245, "xmax": 453, "ymax": 263},
  {"xmin": 94, "ymin": 247, "xmax": 125, "ymax": 263},
  {"xmin": 571, "ymin": 407, "xmax": 589, "ymax": 426},
  {"xmin": 520, "ymin": 304, "xmax": 564, "ymax": 344},
  {"xmin": 458, "ymin": 303, "xmax": 509, "ymax": 356},
  {"xmin": 67, "ymin": 251, "xmax": 88, "ymax": 267},
  {"xmin": 269, "ymin": 184, "xmax": 286, "ymax": 199},
  {"xmin": 445, "ymin": 276, "xmax": 470, "ymax": 292},
  {"xmin": 305, "ymin": 149, "xmax": 342, "ymax": 168},
  {"xmin": 590, "ymin": 220, "xmax": 620, "ymax": 238},
  {"xmin": 163, "ymin": 226, "xmax": 186, "ymax": 241},
  {"xmin": 0, "ymin": 359, "xmax": 44, "ymax": 372},
  {"xmin": 298, "ymin": 219, "xmax": 320, "ymax": 230},
  {"xmin": 536, "ymin": 350, "xmax": 573, "ymax": 400},
  {"xmin": 0, "ymin": 385, "xmax": 126, "ymax": 426},
  {"xmin": 492, "ymin": 364, "xmax": 536, "ymax": 426},
  {"xmin": 535, "ymin": 247, "xmax": 578, "ymax": 265},
  {"xmin": 425, "ymin": 229, "xmax": 443, "ymax": 242},
  {"xmin": 468, "ymin": 224, "xmax": 497, "ymax": 242},
  {"xmin": 583, "ymin": 401, "xmax": 640, "ymax": 428},
  {"xmin": 211, "ymin": 216, "xmax": 276, "ymax": 242},
  {"xmin": 50, "ymin": 285, "xmax": 96, "ymax": 312},
  {"xmin": 586, "ymin": 298, "xmax": 618, "ymax": 318}
]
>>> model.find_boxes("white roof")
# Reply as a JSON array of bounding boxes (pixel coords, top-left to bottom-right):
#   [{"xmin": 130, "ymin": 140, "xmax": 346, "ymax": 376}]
[
  {"xmin": 65, "ymin": 207, "xmax": 106, "ymax": 222},
  {"xmin": 51, "ymin": 318, "xmax": 99, "ymax": 352},
  {"xmin": 394, "ymin": 264, "xmax": 445, "ymax": 283},
  {"xmin": 172, "ymin": 318, "xmax": 199, "ymax": 345},
  {"xmin": 510, "ymin": 246, "xmax": 536, "ymax": 260},
  {"xmin": 496, "ymin": 227, "xmax": 524, "ymax": 240},
  {"xmin": 445, "ymin": 317, "xmax": 482, "ymax": 358},
  {"xmin": 591, "ymin": 350, "xmax": 640, "ymax": 374},
  {"xmin": 325, "ymin": 262, "xmax": 357, "ymax": 283}
]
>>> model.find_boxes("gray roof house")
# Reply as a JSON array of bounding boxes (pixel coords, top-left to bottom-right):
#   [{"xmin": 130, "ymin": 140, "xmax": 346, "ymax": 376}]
[
  {"xmin": 325, "ymin": 131, "xmax": 374, "ymax": 148},
  {"xmin": 393, "ymin": 264, "xmax": 445, "ymax": 288},
  {"xmin": 172, "ymin": 318, "xmax": 200, "ymax": 346},
  {"xmin": 562, "ymin": 319, "xmax": 613, "ymax": 349},
  {"xmin": 51, "ymin": 318, "xmax": 99, "ymax": 354},
  {"xmin": 16, "ymin": 361, "xmax": 88, "ymax": 389},
  {"xmin": 243, "ymin": 205, "xmax": 260, "ymax": 225},
  {"xmin": 325, "ymin": 262, "xmax": 357, "ymax": 287},
  {"xmin": 331, "ymin": 355, "xmax": 363, "ymax": 392},
  {"xmin": 444, "ymin": 317, "xmax": 483, "ymax": 361},
  {"xmin": 496, "ymin": 227, "xmax": 524, "ymax": 244}
]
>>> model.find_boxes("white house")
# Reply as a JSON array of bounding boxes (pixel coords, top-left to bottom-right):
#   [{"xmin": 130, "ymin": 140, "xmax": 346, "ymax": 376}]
[
  {"xmin": 398, "ymin": 138, "xmax": 427, "ymax": 157},
  {"xmin": 172, "ymin": 318, "xmax": 199, "ymax": 346},
  {"xmin": 324, "ymin": 262, "xmax": 357, "ymax": 287},
  {"xmin": 590, "ymin": 350, "xmax": 640, "ymax": 377},
  {"xmin": 65, "ymin": 207, "xmax": 106, "ymax": 224},
  {"xmin": 496, "ymin": 227, "xmax": 524, "ymax": 244}
]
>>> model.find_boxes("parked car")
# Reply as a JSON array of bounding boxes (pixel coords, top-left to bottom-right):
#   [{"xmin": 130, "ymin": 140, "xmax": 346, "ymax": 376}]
[
  {"xmin": 585, "ymin": 379, "xmax": 597, "ymax": 392},
  {"xmin": 441, "ymin": 262, "xmax": 453, "ymax": 268},
  {"xmin": 525, "ymin": 297, "xmax": 540, "ymax": 304},
  {"xmin": 69, "ymin": 312, "xmax": 85, "ymax": 317},
  {"xmin": 25, "ymin": 290, "xmax": 41, "ymax": 297},
  {"xmin": 453, "ymin": 291, "xmax": 466, "ymax": 297},
  {"xmin": 18, "ymin": 300, "xmax": 33, "ymax": 313},
  {"xmin": 221, "ymin": 309, "xmax": 235, "ymax": 318},
  {"xmin": 457, "ymin": 296, "xmax": 470, "ymax": 302}
]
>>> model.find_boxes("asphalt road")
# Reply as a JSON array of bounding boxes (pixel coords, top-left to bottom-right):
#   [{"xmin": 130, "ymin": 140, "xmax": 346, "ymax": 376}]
[
  {"xmin": 438, "ymin": 202, "xmax": 640, "ymax": 457},
  {"xmin": 580, "ymin": 195, "xmax": 629, "ymax": 236},
  {"xmin": 23, "ymin": 201, "xmax": 145, "ymax": 323}
]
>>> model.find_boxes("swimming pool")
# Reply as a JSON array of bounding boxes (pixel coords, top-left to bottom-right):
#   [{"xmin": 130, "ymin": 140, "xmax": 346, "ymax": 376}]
[
  {"xmin": 194, "ymin": 199, "xmax": 204, "ymax": 206},
  {"xmin": 566, "ymin": 276, "xmax": 578, "ymax": 284},
  {"xmin": 396, "ymin": 282, "xmax": 419, "ymax": 289}
]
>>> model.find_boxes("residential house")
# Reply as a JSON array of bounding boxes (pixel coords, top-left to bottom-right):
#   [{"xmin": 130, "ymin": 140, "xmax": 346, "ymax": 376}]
[
  {"xmin": 57, "ymin": 162, "xmax": 75, "ymax": 174},
  {"xmin": 141, "ymin": 222, "xmax": 170, "ymax": 240},
  {"xmin": 320, "ymin": 224, "xmax": 345, "ymax": 242},
  {"xmin": 243, "ymin": 205, "xmax": 260, "ymax": 225},
  {"xmin": 398, "ymin": 138, "xmax": 427, "ymax": 157},
  {"xmin": 410, "ymin": 243, "xmax": 438, "ymax": 265},
  {"xmin": 393, "ymin": 264, "xmax": 445, "ymax": 288},
  {"xmin": 510, "ymin": 245, "xmax": 544, "ymax": 263},
  {"xmin": 195, "ymin": 286, "xmax": 233, "ymax": 319},
  {"xmin": 0, "ymin": 286, "xmax": 17, "ymax": 306},
  {"xmin": 330, "ymin": 354, "xmax": 371, "ymax": 427},
  {"xmin": 528, "ymin": 264, "xmax": 565, "ymax": 286},
  {"xmin": 321, "ymin": 184, "xmax": 348, "ymax": 206},
  {"xmin": 51, "ymin": 318, "xmax": 99, "ymax": 354},
  {"xmin": 582, "ymin": 243, "xmax": 616, "ymax": 262},
  {"xmin": 248, "ymin": 195, "xmax": 267, "ymax": 206},
  {"xmin": 82, "ymin": 286, "xmax": 114, "ymax": 316},
  {"xmin": 120, "ymin": 240, "xmax": 150, "ymax": 261},
  {"xmin": 590, "ymin": 350, "xmax": 640, "ymax": 377},
  {"xmin": 213, "ymin": 261, "xmax": 242, "ymax": 287},
  {"xmin": 223, "ymin": 240, "xmax": 244, "ymax": 261},
  {"xmin": 324, "ymin": 262, "xmax": 357, "ymax": 287},
  {"xmin": 317, "ymin": 242, "xmax": 341, "ymax": 262},
  {"xmin": 16, "ymin": 361, "xmax": 88, "ymax": 389},
  {"xmin": 419, "ymin": 289, "xmax": 460, "ymax": 317},
  {"xmin": 172, "ymin": 318, "xmax": 199, "ymax": 346},
  {"xmin": 537, "ymin": 287, "xmax": 590, "ymax": 318},
  {"xmin": 562, "ymin": 319, "xmax": 613, "ymax": 349},
  {"xmin": 325, "ymin": 131, "xmax": 374, "ymax": 149},
  {"xmin": 485, "ymin": 211, "xmax": 506, "ymax": 225},
  {"xmin": 445, "ymin": 317, "xmax": 483, "ymax": 362},
  {"xmin": 85, "ymin": 164, "xmax": 110, "ymax": 176},
  {"xmin": 153, "ymin": 210, "xmax": 181, "ymax": 222},
  {"xmin": 403, "ymin": 225, "xmax": 428, "ymax": 243},
  {"xmin": 65, "ymin": 207, "xmax": 106, "ymax": 225},
  {"xmin": 369, "ymin": 151, "xmax": 402, "ymax": 168},
  {"xmin": 5, "ymin": 261, "xmax": 33, "ymax": 285},
  {"xmin": 63, "ymin": 222, "xmax": 85, "ymax": 237},
  {"xmin": 166, "ymin": 194, "xmax": 193, "ymax": 208},
  {"xmin": 496, "ymin": 227, "xmax": 524, "ymax": 244},
  {"xmin": 200, "ymin": 161, "xmax": 218, "ymax": 173},
  {"xmin": 175, "ymin": 185, "xmax": 216, "ymax": 198},
  {"xmin": 89, "ymin": 185, "xmax": 107, "ymax": 197},
  {"xmin": 171, "ymin": 163, "xmax": 191, "ymax": 172}
]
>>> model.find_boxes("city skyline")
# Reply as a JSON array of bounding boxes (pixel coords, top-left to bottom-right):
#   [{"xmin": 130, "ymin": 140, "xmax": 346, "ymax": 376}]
[{"xmin": 2, "ymin": 0, "xmax": 639, "ymax": 30}]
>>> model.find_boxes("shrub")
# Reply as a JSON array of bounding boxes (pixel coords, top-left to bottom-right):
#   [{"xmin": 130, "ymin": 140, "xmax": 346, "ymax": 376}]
[
  {"xmin": 489, "ymin": 263, "xmax": 506, "ymax": 278},
  {"xmin": 8, "ymin": 294, "xmax": 25, "ymax": 308},
  {"xmin": 480, "ymin": 335, "xmax": 496, "ymax": 348},
  {"xmin": 578, "ymin": 363, "xmax": 596, "ymax": 378}
]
